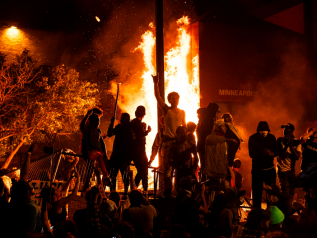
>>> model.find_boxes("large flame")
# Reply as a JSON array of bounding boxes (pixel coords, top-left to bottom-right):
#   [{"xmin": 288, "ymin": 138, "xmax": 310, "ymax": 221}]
[
  {"xmin": 110, "ymin": 17, "xmax": 199, "ymax": 189},
  {"xmin": 165, "ymin": 16, "xmax": 200, "ymax": 124}
]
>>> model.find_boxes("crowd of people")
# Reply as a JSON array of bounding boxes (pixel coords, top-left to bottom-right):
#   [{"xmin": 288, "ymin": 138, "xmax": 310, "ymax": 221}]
[{"xmin": 0, "ymin": 75, "xmax": 317, "ymax": 238}]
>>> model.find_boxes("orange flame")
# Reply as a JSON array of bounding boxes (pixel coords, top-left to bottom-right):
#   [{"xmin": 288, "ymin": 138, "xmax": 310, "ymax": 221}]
[
  {"xmin": 109, "ymin": 17, "xmax": 200, "ymax": 185},
  {"xmin": 165, "ymin": 16, "xmax": 200, "ymax": 124}
]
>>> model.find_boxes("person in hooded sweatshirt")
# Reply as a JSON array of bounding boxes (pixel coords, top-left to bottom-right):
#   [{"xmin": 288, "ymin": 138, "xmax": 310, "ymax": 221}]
[{"xmin": 248, "ymin": 121, "xmax": 277, "ymax": 208}]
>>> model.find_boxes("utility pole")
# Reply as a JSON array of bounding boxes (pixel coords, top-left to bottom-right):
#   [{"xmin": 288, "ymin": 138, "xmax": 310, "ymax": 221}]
[{"xmin": 155, "ymin": 0, "xmax": 165, "ymax": 122}]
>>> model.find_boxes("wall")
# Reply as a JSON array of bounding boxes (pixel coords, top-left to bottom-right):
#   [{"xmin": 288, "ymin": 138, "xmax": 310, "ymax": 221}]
[{"xmin": 0, "ymin": 27, "xmax": 65, "ymax": 64}]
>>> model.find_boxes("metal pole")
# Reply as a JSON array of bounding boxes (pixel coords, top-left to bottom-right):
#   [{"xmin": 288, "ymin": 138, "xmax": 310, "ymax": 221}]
[
  {"xmin": 155, "ymin": 0, "xmax": 165, "ymax": 108},
  {"xmin": 155, "ymin": 0, "xmax": 164, "ymax": 198}
]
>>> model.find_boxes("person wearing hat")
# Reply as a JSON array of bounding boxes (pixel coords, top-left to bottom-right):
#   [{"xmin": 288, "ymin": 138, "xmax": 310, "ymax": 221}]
[
  {"xmin": 152, "ymin": 75, "xmax": 186, "ymax": 198},
  {"xmin": 248, "ymin": 121, "xmax": 277, "ymax": 209},
  {"xmin": 276, "ymin": 123, "xmax": 301, "ymax": 200},
  {"xmin": 267, "ymin": 205, "xmax": 285, "ymax": 231},
  {"xmin": 130, "ymin": 106, "xmax": 151, "ymax": 192}
]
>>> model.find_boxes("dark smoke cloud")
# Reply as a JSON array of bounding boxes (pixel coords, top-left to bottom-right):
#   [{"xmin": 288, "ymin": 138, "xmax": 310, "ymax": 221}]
[{"xmin": 233, "ymin": 36, "xmax": 317, "ymax": 196}]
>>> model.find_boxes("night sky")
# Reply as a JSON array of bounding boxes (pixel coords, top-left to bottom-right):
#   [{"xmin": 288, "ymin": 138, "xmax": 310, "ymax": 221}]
[{"xmin": 0, "ymin": 0, "xmax": 283, "ymax": 32}]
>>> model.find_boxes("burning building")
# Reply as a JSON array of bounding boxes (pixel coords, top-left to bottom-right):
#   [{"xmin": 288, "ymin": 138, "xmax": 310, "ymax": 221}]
[
  {"xmin": 109, "ymin": 2, "xmax": 317, "ymax": 194},
  {"xmin": 1, "ymin": 1, "xmax": 317, "ymax": 196}
]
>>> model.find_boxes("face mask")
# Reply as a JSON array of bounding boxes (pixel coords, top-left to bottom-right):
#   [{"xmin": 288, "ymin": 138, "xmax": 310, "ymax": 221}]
[{"xmin": 259, "ymin": 131, "xmax": 268, "ymax": 137}]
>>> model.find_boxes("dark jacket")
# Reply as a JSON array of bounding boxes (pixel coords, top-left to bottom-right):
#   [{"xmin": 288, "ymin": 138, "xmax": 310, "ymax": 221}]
[
  {"xmin": 130, "ymin": 118, "xmax": 148, "ymax": 154},
  {"xmin": 248, "ymin": 133, "xmax": 276, "ymax": 170},
  {"xmin": 225, "ymin": 124, "xmax": 241, "ymax": 167},
  {"xmin": 107, "ymin": 123, "xmax": 135, "ymax": 167},
  {"xmin": 197, "ymin": 103, "xmax": 219, "ymax": 153}
]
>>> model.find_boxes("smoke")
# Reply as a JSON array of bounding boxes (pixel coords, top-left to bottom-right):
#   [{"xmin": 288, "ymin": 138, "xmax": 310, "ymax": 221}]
[{"xmin": 233, "ymin": 36, "xmax": 317, "ymax": 196}]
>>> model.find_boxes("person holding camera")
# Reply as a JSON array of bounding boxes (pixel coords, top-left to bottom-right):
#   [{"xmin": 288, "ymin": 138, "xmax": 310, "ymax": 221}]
[{"xmin": 276, "ymin": 123, "xmax": 301, "ymax": 199}]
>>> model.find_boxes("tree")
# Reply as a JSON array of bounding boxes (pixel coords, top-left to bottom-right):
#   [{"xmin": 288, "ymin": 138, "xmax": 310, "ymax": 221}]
[{"xmin": 0, "ymin": 50, "xmax": 99, "ymax": 169}]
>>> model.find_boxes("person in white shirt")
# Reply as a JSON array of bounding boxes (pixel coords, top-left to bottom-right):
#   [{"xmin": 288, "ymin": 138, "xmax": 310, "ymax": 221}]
[{"xmin": 152, "ymin": 75, "xmax": 186, "ymax": 198}]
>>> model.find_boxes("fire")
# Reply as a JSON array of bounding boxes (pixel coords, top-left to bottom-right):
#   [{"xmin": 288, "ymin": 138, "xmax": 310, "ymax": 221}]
[
  {"xmin": 109, "ymin": 17, "xmax": 200, "ymax": 188},
  {"xmin": 165, "ymin": 16, "xmax": 200, "ymax": 124}
]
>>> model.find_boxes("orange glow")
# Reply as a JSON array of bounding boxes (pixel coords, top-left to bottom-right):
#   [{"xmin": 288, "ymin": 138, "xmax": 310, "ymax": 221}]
[
  {"xmin": 11, "ymin": 26, "xmax": 17, "ymax": 29},
  {"xmin": 109, "ymin": 17, "xmax": 200, "ymax": 188},
  {"xmin": 6, "ymin": 28, "xmax": 20, "ymax": 37},
  {"xmin": 95, "ymin": 16, "xmax": 100, "ymax": 22},
  {"xmin": 165, "ymin": 16, "xmax": 200, "ymax": 124}
]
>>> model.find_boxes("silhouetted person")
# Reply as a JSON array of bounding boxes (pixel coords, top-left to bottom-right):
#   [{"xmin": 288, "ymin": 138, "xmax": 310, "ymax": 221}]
[
  {"xmin": 232, "ymin": 159, "xmax": 243, "ymax": 190},
  {"xmin": 197, "ymin": 103, "xmax": 220, "ymax": 181},
  {"xmin": 276, "ymin": 123, "xmax": 301, "ymax": 200},
  {"xmin": 149, "ymin": 116, "xmax": 164, "ymax": 166},
  {"xmin": 248, "ymin": 121, "xmax": 276, "ymax": 208},
  {"xmin": 222, "ymin": 113, "xmax": 242, "ymax": 167},
  {"xmin": 186, "ymin": 121, "xmax": 197, "ymax": 146},
  {"xmin": 186, "ymin": 121, "xmax": 199, "ymax": 176},
  {"xmin": 8, "ymin": 145, "xmax": 46, "ymax": 238},
  {"xmin": 171, "ymin": 126, "xmax": 199, "ymax": 189},
  {"xmin": 107, "ymin": 113, "xmax": 135, "ymax": 194},
  {"xmin": 149, "ymin": 116, "xmax": 165, "ymax": 192},
  {"xmin": 300, "ymin": 128, "xmax": 317, "ymax": 171},
  {"xmin": 196, "ymin": 108, "xmax": 208, "ymax": 180},
  {"xmin": 130, "ymin": 106, "xmax": 151, "ymax": 192},
  {"xmin": 152, "ymin": 75, "xmax": 186, "ymax": 198},
  {"xmin": 80, "ymin": 110, "xmax": 110, "ymax": 188}
]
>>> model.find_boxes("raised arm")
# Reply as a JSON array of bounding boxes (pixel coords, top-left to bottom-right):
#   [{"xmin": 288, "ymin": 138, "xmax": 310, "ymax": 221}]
[
  {"xmin": 55, "ymin": 170, "xmax": 80, "ymax": 209},
  {"xmin": 300, "ymin": 128, "xmax": 315, "ymax": 143},
  {"xmin": 60, "ymin": 172, "xmax": 75, "ymax": 194},
  {"xmin": 20, "ymin": 144, "xmax": 34, "ymax": 182},
  {"xmin": 41, "ymin": 196, "xmax": 52, "ymax": 237},
  {"xmin": 152, "ymin": 75, "xmax": 166, "ymax": 111}
]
